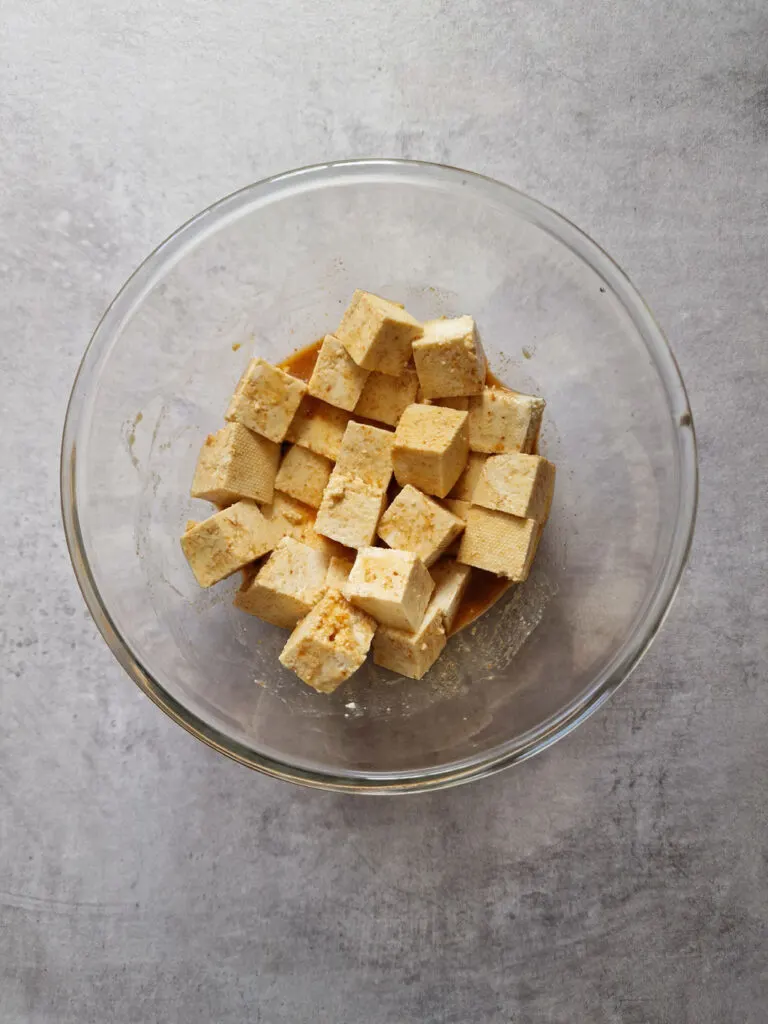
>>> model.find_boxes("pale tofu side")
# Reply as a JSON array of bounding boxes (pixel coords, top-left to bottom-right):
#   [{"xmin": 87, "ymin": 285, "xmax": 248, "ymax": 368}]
[
  {"xmin": 307, "ymin": 334, "xmax": 370, "ymax": 411},
  {"xmin": 191, "ymin": 422, "xmax": 280, "ymax": 506},
  {"xmin": 392, "ymin": 404, "xmax": 469, "ymax": 499},
  {"xmin": 314, "ymin": 473, "xmax": 387, "ymax": 549},
  {"xmin": 429, "ymin": 559, "xmax": 472, "ymax": 631},
  {"xmin": 378, "ymin": 484, "xmax": 465, "ymax": 567},
  {"xmin": 334, "ymin": 421, "xmax": 394, "ymax": 491},
  {"xmin": 260, "ymin": 492, "xmax": 349, "ymax": 559},
  {"xmin": 285, "ymin": 396, "xmax": 351, "ymax": 460},
  {"xmin": 344, "ymin": 547, "xmax": 435, "ymax": 631},
  {"xmin": 180, "ymin": 500, "xmax": 278, "ymax": 588},
  {"xmin": 234, "ymin": 537, "xmax": 329, "ymax": 628},
  {"xmin": 225, "ymin": 357, "xmax": 307, "ymax": 443},
  {"xmin": 274, "ymin": 445, "xmax": 333, "ymax": 509},
  {"xmin": 467, "ymin": 388, "xmax": 546, "ymax": 454},
  {"xmin": 372, "ymin": 603, "xmax": 446, "ymax": 680},
  {"xmin": 279, "ymin": 589, "xmax": 376, "ymax": 692},
  {"xmin": 473, "ymin": 452, "xmax": 556, "ymax": 523},
  {"xmin": 336, "ymin": 290, "xmax": 424, "ymax": 376},
  {"xmin": 440, "ymin": 498, "xmax": 471, "ymax": 522},
  {"xmin": 325, "ymin": 554, "xmax": 355, "ymax": 589},
  {"xmin": 457, "ymin": 506, "xmax": 540, "ymax": 581},
  {"xmin": 449, "ymin": 452, "xmax": 489, "ymax": 501},
  {"xmin": 412, "ymin": 316, "xmax": 487, "ymax": 399},
  {"xmin": 354, "ymin": 366, "xmax": 419, "ymax": 426}
]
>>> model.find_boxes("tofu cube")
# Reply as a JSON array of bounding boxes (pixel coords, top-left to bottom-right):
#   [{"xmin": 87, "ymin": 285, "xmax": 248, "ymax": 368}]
[
  {"xmin": 334, "ymin": 421, "xmax": 394, "ymax": 491},
  {"xmin": 437, "ymin": 396, "xmax": 469, "ymax": 411},
  {"xmin": 412, "ymin": 316, "xmax": 486, "ymax": 398},
  {"xmin": 448, "ymin": 452, "xmax": 489, "ymax": 501},
  {"xmin": 440, "ymin": 498, "xmax": 470, "ymax": 522},
  {"xmin": 344, "ymin": 547, "xmax": 434, "ymax": 631},
  {"xmin": 326, "ymin": 554, "xmax": 355, "ymax": 589},
  {"xmin": 307, "ymin": 334, "xmax": 370, "ymax": 411},
  {"xmin": 473, "ymin": 452, "xmax": 556, "ymax": 523},
  {"xmin": 354, "ymin": 366, "xmax": 419, "ymax": 426},
  {"xmin": 234, "ymin": 537, "xmax": 329, "ymax": 628},
  {"xmin": 274, "ymin": 445, "xmax": 332, "ymax": 509},
  {"xmin": 285, "ymin": 396, "xmax": 351, "ymax": 460},
  {"xmin": 279, "ymin": 589, "xmax": 376, "ymax": 692},
  {"xmin": 392, "ymin": 404, "xmax": 469, "ymax": 498},
  {"xmin": 457, "ymin": 506, "xmax": 540, "ymax": 581},
  {"xmin": 226, "ymin": 357, "xmax": 307, "ymax": 443},
  {"xmin": 336, "ymin": 290, "xmax": 423, "ymax": 376},
  {"xmin": 378, "ymin": 485, "xmax": 464, "ymax": 567},
  {"xmin": 372, "ymin": 603, "xmax": 446, "ymax": 680},
  {"xmin": 181, "ymin": 500, "xmax": 278, "ymax": 587},
  {"xmin": 429, "ymin": 559, "xmax": 472, "ymax": 631},
  {"xmin": 261, "ymin": 492, "xmax": 347, "ymax": 559},
  {"xmin": 315, "ymin": 475, "xmax": 387, "ymax": 549},
  {"xmin": 191, "ymin": 422, "xmax": 280, "ymax": 506},
  {"xmin": 467, "ymin": 387, "xmax": 545, "ymax": 454},
  {"xmin": 185, "ymin": 519, "xmax": 199, "ymax": 532}
]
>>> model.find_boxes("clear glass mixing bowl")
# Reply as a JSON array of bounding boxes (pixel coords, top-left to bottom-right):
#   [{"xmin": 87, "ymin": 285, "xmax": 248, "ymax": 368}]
[{"xmin": 61, "ymin": 160, "xmax": 697, "ymax": 793}]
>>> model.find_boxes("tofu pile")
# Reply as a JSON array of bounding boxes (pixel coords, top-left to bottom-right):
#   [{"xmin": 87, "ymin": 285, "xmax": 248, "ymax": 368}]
[{"xmin": 181, "ymin": 291, "xmax": 555, "ymax": 692}]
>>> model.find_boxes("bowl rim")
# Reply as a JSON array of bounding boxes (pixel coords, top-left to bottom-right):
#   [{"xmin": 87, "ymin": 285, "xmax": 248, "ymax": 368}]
[{"xmin": 60, "ymin": 157, "xmax": 698, "ymax": 794}]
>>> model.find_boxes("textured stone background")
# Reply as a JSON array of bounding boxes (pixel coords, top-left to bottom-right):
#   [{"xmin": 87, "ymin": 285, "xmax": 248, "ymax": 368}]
[{"xmin": 1, "ymin": 1, "xmax": 767, "ymax": 1021}]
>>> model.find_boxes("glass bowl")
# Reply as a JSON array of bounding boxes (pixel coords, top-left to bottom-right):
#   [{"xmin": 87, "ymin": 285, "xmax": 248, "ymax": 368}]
[{"xmin": 61, "ymin": 159, "xmax": 697, "ymax": 793}]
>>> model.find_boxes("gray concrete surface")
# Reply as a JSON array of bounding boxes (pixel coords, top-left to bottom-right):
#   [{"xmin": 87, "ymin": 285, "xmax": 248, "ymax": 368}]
[{"xmin": 1, "ymin": 1, "xmax": 767, "ymax": 1021}]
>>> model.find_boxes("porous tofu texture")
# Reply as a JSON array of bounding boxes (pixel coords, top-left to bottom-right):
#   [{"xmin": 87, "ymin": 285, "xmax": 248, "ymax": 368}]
[
  {"xmin": 412, "ymin": 316, "xmax": 487, "ymax": 399},
  {"xmin": 274, "ymin": 445, "xmax": 332, "ymax": 509},
  {"xmin": 473, "ymin": 452, "xmax": 556, "ymax": 523},
  {"xmin": 315, "ymin": 474, "xmax": 387, "ymax": 549},
  {"xmin": 336, "ymin": 290, "xmax": 423, "ymax": 376},
  {"xmin": 429, "ymin": 559, "xmax": 472, "ymax": 631},
  {"xmin": 285, "ymin": 396, "xmax": 351, "ymax": 460},
  {"xmin": 181, "ymin": 501, "xmax": 277, "ymax": 587},
  {"xmin": 378, "ymin": 484, "xmax": 464, "ymax": 567},
  {"xmin": 226, "ymin": 357, "xmax": 307, "ymax": 443},
  {"xmin": 308, "ymin": 334, "xmax": 370, "ymax": 411},
  {"xmin": 334, "ymin": 421, "xmax": 394, "ymax": 491},
  {"xmin": 279, "ymin": 589, "xmax": 376, "ymax": 692},
  {"xmin": 191, "ymin": 422, "xmax": 280, "ymax": 506},
  {"xmin": 234, "ymin": 537, "xmax": 329, "ymax": 628},
  {"xmin": 261, "ymin": 492, "xmax": 347, "ymax": 559},
  {"xmin": 392, "ymin": 404, "xmax": 469, "ymax": 499},
  {"xmin": 344, "ymin": 547, "xmax": 434, "ymax": 631},
  {"xmin": 448, "ymin": 452, "xmax": 489, "ymax": 501},
  {"xmin": 326, "ymin": 555, "xmax": 354, "ymax": 589},
  {"xmin": 354, "ymin": 366, "xmax": 419, "ymax": 426},
  {"xmin": 467, "ymin": 388, "xmax": 545, "ymax": 454},
  {"xmin": 457, "ymin": 506, "xmax": 540, "ymax": 581},
  {"xmin": 372, "ymin": 603, "xmax": 446, "ymax": 680}
]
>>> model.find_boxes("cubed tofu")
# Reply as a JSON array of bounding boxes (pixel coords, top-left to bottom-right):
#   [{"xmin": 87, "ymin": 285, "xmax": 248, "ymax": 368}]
[
  {"xmin": 429, "ymin": 559, "xmax": 472, "ymax": 631},
  {"xmin": 234, "ymin": 537, "xmax": 329, "ymax": 628},
  {"xmin": 279, "ymin": 589, "xmax": 376, "ymax": 692},
  {"xmin": 467, "ymin": 387, "xmax": 545, "ymax": 454},
  {"xmin": 437, "ymin": 396, "xmax": 469, "ymax": 411},
  {"xmin": 372, "ymin": 603, "xmax": 446, "ymax": 680},
  {"xmin": 335, "ymin": 421, "xmax": 394, "ymax": 491},
  {"xmin": 307, "ymin": 334, "xmax": 370, "ymax": 411},
  {"xmin": 261, "ymin": 492, "xmax": 347, "ymax": 559},
  {"xmin": 440, "ymin": 498, "xmax": 470, "ymax": 522},
  {"xmin": 285, "ymin": 396, "xmax": 351, "ymax": 460},
  {"xmin": 473, "ymin": 452, "xmax": 556, "ymax": 523},
  {"xmin": 184, "ymin": 519, "xmax": 199, "ymax": 532},
  {"xmin": 336, "ymin": 290, "xmax": 423, "ymax": 376},
  {"xmin": 457, "ymin": 506, "xmax": 540, "ymax": 581},
  {"xmin": 181, "ymin": 500, "xmax": 278, "ymax": 587},
  {"xmin": 378, "ymin": 484, "xmax": 464, "ymax": 567},
  {"xmin": 354, "ymin": 366, "xmax": 419, "ymax": 426},
  {"xmin": 274, "ymin": 445, "xmax": 332, "ymax": 509},
  {"xmin": 344, "ymin": 547, "xmax": 434, "ymax": 631},
  {"xmin": 326, "ymin": 554, "xmax": 355, "ymax": 589},
  {"xmin": 392, "ymin": 404, "xmax": 469, "ymax": 498},
  {"xmin": 225, "ymin": 357, "xmax": 307, "ymax": 443},
  {"xmin": 191, "ymin": 422, "xmax": 280, "ymax": 506},
  {"xmin": 315, "ymin": 474, "xmax": 387, "ymax": 549},
  {"xmin": 448, "ymin": 452, "xmax": 489, "ymax": 501},
  {"xmin": 412, "ymin": 316, "xmax": 486, "ymax": 399}
]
